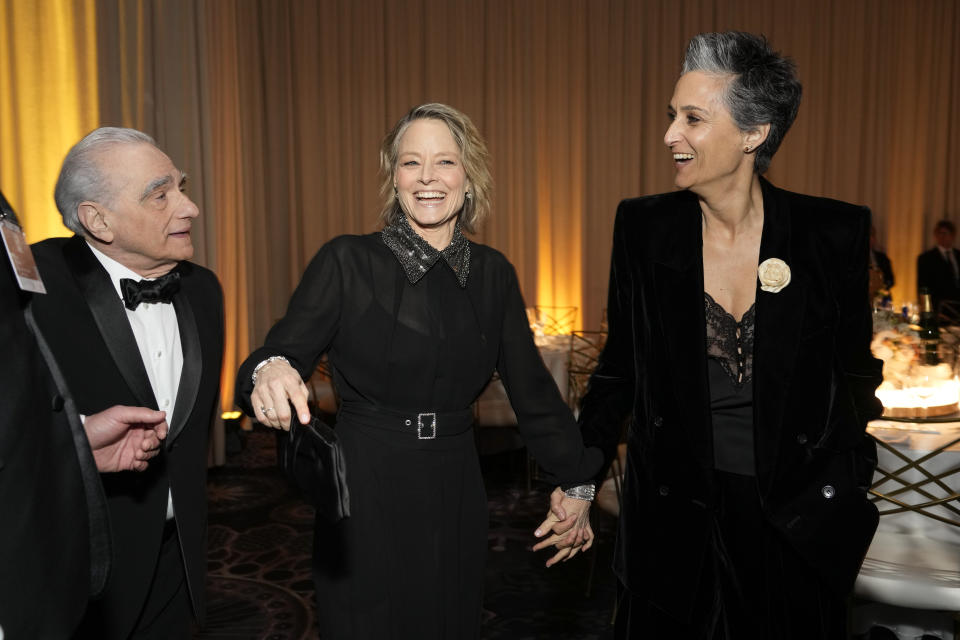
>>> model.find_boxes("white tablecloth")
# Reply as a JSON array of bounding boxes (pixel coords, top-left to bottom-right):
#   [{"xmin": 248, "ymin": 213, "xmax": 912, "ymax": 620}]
[{"xmin": 474, "ymin": 335, "xmax": 571, "ymax": 427}]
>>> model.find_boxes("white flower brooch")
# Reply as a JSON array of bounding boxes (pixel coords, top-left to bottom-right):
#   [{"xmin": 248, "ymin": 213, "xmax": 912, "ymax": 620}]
[{"xmin": 757, "ymin": 258, "xmax": 791, "ymax": 293}]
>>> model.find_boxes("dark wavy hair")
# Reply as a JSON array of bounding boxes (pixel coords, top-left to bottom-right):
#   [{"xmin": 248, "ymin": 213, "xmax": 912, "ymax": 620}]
[{"xmin": 682, "ymin": 32, "xmax": 802, "ymax": 174}]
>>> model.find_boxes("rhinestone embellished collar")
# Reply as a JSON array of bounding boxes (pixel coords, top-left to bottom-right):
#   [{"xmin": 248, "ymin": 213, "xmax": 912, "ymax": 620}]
[{"xmin": 381, "ymin": 214, "xmax": 470, "ymax": 288}]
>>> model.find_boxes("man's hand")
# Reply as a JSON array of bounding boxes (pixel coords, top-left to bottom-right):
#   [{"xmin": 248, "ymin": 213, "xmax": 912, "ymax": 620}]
[
  {"xmin": 85, "ymin": 406, "xmax": 168, "ymax": 472},
  {"xmin": 251, "ymin": 359, "xmax": 311, "ymax": 430},
  {"xmin": 532, "ymin": 487, "xmax": 594, "ymax": 567}
]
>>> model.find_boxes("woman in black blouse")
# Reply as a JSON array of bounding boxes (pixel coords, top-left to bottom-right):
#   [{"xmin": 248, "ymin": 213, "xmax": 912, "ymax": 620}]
[
  {"xmin": 575, "ymin": 32, "xmax": 884, "ymax": 639},
  {"xmin": 236, "ymin": 103, "xmax": 602, "ymax": 638}
]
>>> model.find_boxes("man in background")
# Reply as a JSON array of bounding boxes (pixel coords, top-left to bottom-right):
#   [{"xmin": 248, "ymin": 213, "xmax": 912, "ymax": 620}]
[
  {"xmin": 0, "ymin": 192, "xmax": 168, "ymax": 638},
  {"xmin": 870, "ymin": 226, "xmax": 894, "ymax": 290},
  {"xmin": 917, "ymin": 219, "xmax": 960, "ymax": 317},
  {"xmin": 30, "ymin": 128, "xmax": 224, "ymax": 639}
]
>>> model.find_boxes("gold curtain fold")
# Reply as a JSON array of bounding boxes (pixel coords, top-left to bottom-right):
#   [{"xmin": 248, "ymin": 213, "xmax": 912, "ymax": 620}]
[
  {"xmin": 0, "ymin": 0, "xmax": 98, "ymax": 241},
  {"xmin": 2, "ymin": 0, "xmax": 960, "ymax": 414}
]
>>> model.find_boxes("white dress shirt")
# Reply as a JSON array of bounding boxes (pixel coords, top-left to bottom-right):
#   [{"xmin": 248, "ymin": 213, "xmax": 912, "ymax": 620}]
[{"xmin": 88, "ymin": 243, "xmax": 181, "ymax": 519}]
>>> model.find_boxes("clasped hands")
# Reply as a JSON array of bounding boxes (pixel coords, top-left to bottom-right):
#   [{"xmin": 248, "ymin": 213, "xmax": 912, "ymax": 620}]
[{"xmin": 532, "ymin": 487, "xmax": 594, "ymax": 567}]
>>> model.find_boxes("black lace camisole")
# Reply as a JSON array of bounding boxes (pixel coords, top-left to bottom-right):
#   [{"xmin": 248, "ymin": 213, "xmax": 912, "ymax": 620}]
[{"xmin": 704, "ymin": 292, "xmax": 756, "ymax": 476}]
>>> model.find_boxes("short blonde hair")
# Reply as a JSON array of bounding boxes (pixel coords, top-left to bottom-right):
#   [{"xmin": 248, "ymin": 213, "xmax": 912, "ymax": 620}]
[{"xmin": 379, "ymin": 103, "xmax": 492, "ymax": 234}]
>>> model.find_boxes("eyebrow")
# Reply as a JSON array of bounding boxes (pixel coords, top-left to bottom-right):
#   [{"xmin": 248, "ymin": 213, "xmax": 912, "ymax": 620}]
[
  {"xmin": 139, "ymin": 172, "xmax": 187, "ymax": 202},
  {"xmin": 668, "ymin": 104, "xmax": 710, "ymax": 115}
]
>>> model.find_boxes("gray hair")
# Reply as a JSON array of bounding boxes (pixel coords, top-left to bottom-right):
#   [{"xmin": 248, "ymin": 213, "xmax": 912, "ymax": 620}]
[
  {"xmin": 682, "ymin": 32, "xmax": 802, "ymax": 174},
  {"xmin": 54, "ymin": 127, "xmax": 157, "ymax": 234}
]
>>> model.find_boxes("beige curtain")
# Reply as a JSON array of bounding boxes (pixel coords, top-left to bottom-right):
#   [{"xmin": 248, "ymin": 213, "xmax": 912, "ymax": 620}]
[{"xmin": 3, "ymin": 0, "xmax": 960, "ymax": 416}]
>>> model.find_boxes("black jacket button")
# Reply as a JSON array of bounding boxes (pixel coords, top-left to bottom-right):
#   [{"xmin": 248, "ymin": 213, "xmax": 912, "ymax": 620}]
[
  {"xmin": 821, "ymin": 485, "xmax": 836, "ymax": 499},
  {"xmin": 652, "ymin": 416, "xmax": 663, "ymax": 427},
  {"xmin": 51, "ymin": 395, "xmax": 65, "ymax": 412},
  {"xmin": 658, "ymin": 485, "xmax": 670, "ymax": 496},
  {"xmin": 796, "ymin": 433, "xmax": 808, "ymax": 445}
]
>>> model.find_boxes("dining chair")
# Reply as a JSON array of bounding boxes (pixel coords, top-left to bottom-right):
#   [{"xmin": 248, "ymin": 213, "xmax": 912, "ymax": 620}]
[
  {"xmin": 530, "ymin": 305, "xmax": 579, "ymax": 336},
  {"xmin": 853, "ymin": 421, "xmax": 960, "ymax": 639},
  {"xmin": 306, "ymin": 356, "xmax": 339, "ymax": 417},
  {"xmin": 567, "ymin": 330, "xmax": 607, "ymax": 415},
  {"xmin": 473, "ymin": 371, "xmax": 537, "ymax": 491}
]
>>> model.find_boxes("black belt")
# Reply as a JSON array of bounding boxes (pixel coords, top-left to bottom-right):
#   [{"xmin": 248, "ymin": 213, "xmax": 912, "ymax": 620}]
[{"xmin": 339, "ymin": 402, "xmax": 473, "ymax": 439}]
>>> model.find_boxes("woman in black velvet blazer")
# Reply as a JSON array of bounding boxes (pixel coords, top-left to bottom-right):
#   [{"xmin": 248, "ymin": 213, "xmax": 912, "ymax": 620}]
[{"xmin": 575, "ymin": 32, "xmax": 884, "ymax": 639}]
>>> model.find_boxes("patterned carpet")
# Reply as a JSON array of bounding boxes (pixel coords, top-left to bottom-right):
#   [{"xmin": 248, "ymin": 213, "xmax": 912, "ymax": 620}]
[{"xmin": 194, "ymin": 428, "xmax": 618, "ymax": 639}]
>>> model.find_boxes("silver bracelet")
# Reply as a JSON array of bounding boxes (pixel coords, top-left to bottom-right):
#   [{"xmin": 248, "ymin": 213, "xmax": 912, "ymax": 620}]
[
  {"xmin": 564, "ymin": 484, "xmax": 596, "ymax": 502},
  {"xmin": 251, "ymin": 355, "xmax": 289, "ymax": 385}
]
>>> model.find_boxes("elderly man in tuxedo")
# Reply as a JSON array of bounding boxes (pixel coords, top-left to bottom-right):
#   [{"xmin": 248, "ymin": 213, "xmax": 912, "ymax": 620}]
[
  {"xmin": 30, "ymin": 128, "xmax": 224, "ymax": 639},
  {"xmin": 917, "ymin": 219, "xmax": 960, "ymax": 317},
  {"xmin": 0, "ymin": 192, "xmax": 169, "ymax": 638}
]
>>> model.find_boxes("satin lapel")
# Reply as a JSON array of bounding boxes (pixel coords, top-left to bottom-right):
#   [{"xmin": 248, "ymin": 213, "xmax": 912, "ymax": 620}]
[
  {"xmin": 23, "ymin": 303, "xmax": 112, "ymax": 596},
  {"xmin": 652, "ymin": 194, "xmax": 712, "ymax": 467},
  {"xmin": 167, "ymin": 275, "xmax": 201, "ymax": 446},
  {"xmin": 64, "ymin": 237, "xmax": 156, "ymax": 409},
  {"xmin": 753, "ymin": 180, "xmax": 807, "ymax": 484}
]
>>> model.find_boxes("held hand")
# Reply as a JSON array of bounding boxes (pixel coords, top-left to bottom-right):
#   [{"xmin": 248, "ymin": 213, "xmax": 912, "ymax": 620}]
[
  {"xmin": 532, "ymin": 487, "xmax": 595, "ymax": 567},
  {"xmin": 85, "ymin": 406, "xmax": 168, "ymax": 472},
  {"xmin": 251, "ymin": 359, "xmax": 310, "ymax": 430}
]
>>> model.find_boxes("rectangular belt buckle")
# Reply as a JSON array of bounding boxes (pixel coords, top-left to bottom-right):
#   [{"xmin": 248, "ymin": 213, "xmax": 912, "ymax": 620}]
[{"xmin": 417, "ymin": 412, "xmax": 437, "ymax": 439}]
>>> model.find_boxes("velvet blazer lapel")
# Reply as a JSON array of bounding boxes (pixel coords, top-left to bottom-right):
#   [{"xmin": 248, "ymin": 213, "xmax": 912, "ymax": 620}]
[
  {"xmin": 649, "ymin": 181, "xmax": 809, "ymax": 474},
  {"xmin": 753, "ymin": 178, "xmax": 808, "ymax": 485},
  {"xmin": 64, "ymin": 237, "xmax": 157, "ymax": 409},
  {"xmin": 651, "ymin": 192, "xmax": 713, "ymax": 468}
]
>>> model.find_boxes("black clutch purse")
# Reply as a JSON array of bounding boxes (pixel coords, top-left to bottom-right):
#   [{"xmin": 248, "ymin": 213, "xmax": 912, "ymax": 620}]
[{"xmin": 276, "ymin": 414, "xmax": 350, "ymax": 523}]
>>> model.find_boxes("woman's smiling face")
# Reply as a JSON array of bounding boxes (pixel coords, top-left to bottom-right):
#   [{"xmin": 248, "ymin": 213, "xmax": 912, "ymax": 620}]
[
  {"xmin": 394, "ymin": 118, "xmax": 469, "ymax": 239},
  {"xmin": 663, "ymin": 71, "xmax": 752, "ymax": 195}
]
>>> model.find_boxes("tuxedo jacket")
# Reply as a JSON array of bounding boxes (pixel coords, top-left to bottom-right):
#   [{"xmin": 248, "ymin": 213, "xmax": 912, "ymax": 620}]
[
  {"xmin": 917, "ymin": 246, "xmax": 960, "ymax": 314},
  {"xmin": 579, "ymin": 179, "xmax": 883, "ymax": 621},
  {"xmin": 30, "ymin": 236, "xmax": 224, "ymax": 639},
  {"xmin": 0, "ymin": 241, "xmax": 110, "ymax": 638}
]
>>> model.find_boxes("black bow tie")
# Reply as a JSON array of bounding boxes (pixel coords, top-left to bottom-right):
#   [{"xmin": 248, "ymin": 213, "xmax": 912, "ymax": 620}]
[{"xmin": 120, "ymin": 271, "xmax": 181, "ymax": 310}]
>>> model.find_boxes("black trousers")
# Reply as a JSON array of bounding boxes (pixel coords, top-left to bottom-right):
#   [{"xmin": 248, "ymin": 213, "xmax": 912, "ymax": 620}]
[
  {"xmin": 615, "ymin": 471, "xmax": 848, "ymax": 640},
  {"xmin": 130, "ymin": 519, "xmax": 192, "ymax": 639},
  {"xmin": 73, "ymin": 519, "xmax": 191, "ymax": 640}
]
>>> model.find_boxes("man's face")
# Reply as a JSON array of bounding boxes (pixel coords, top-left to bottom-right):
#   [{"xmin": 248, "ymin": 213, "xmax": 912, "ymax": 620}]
[
  {"xmin": 93, "ymin": 143, "xmax": 199, "ymax": 277},
  {"xmin": 935, "ymin": 226, "xmax": 955, "ymax": 250}
]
